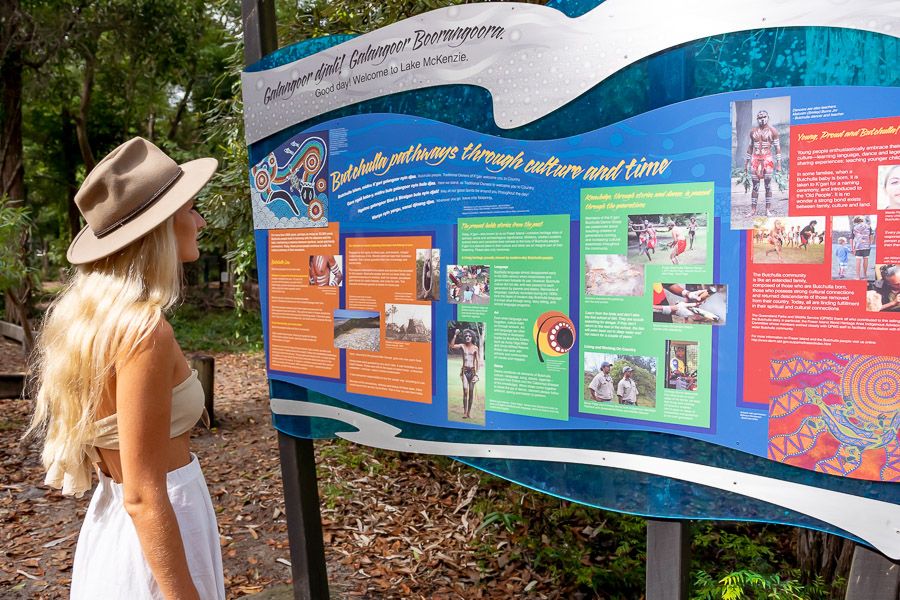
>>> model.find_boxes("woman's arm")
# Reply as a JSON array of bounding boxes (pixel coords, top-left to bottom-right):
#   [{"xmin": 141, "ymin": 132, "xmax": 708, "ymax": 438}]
[{"xmin": 117, "ymin": 320, "xmax": 200, "ymax": 600}]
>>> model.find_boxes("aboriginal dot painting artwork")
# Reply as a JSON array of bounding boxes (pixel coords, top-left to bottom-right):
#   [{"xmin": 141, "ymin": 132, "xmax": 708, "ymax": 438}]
[
  {"xmin": 769, "ymin": 353, "xmax": 900, "ymax": 481},
  {"xmin": 250, "ymin": 132, "xmax": 329, "ymax": 228}
]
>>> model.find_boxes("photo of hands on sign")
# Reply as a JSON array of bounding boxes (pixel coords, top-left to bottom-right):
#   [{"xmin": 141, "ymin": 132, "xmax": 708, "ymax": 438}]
[
  {"xmin": 866, "ymin": 264, "xmax": 900, "ymax": 313},
  {"xmin": 651, "ymin": 283, "xmax": 728, "ymax": 326}
]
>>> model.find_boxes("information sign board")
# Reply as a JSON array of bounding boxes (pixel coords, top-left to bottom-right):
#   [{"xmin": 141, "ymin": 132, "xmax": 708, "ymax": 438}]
[{"xmin": 243, "ymin": 0, "xmax": 900, "ymax": 557}]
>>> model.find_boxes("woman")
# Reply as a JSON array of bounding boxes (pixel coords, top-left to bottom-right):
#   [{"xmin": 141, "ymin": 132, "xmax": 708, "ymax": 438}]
[
  {"xmin": 851, "ymin": 216, "xmax": 873, "ymax": 280},
  {"xmin": 450, "ymin": 327, "xmax": 480, "ymax": 419},
  {"xmin": 799, "ymin": 220, "xmax": 817, "ymax": 250},
  {"xmin": 27, "ymin": 138, "xmax": 223, "ymax": 599},
  {"xmin": 765, "ymin": 219, "xmax": 785, "ymax": 262},
  {"xmin": 880, "ymin": 165, "xmax": 900, "ymax": 210}
]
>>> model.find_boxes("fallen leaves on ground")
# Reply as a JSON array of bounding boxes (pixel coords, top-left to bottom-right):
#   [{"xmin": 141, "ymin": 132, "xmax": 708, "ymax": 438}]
[{"xmin": 1, "ymin": 351, "xmax": 570, "ymax": 599}]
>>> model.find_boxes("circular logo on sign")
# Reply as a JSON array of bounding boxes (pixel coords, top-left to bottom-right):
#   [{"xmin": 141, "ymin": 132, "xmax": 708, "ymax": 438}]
[
  {"xmin": 308, "ymin": 199, "xmax": 324, "ymax": 221},
  {"xmin": 533, "ymin": 311, "xmax": 576, "ymax": 362}
]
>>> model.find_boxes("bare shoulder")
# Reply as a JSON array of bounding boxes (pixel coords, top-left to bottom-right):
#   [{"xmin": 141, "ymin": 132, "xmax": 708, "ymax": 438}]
[
  {"xmin": 137, "ymin": 318, "xmax": 177, "ymax": 357},
  {"xmin": 118, "ymin": 317, "xmax": 179, "ymax": 383}
]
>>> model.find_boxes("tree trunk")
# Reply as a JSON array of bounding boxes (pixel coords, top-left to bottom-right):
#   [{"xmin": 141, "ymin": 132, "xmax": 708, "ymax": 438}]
[
  {"xmin": 1, "ymin": 33, "xmax": 25, "ymax": 203},
  {"xmin": 61, "ymin": 107, "xmax": 82, "ymax": 240},
  {"xmin": 794, "ymin": 529, "xmax": 854, "ymax": 593},
  {"xmin": 74, "ymin": 52, "xmax": 96, "ymax": 172},
  {"xmin": 167, "ymin": 77, "xmax": 194, "ymax": 141},
  {"xmin": 147, "ymin": 111, "xmax": 155, "ymax": 142},
  {"xmin": 0, "ymin": 3, "xmax": 33, "ymax": 358}
]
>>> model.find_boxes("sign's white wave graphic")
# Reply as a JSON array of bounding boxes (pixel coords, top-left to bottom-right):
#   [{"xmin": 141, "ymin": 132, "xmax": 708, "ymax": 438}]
[
  {"xmin": 271, "ymin": 398, "xmax": 900, "ymax": 559},
  {"xmin": 243, "ymin": 0, "xmax": 900, "ymax": 144}
]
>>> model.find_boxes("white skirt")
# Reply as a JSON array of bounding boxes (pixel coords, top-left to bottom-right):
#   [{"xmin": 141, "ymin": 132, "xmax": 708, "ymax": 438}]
[{"xmin": 71, "ymin": 454, "xmax": 225, "ymax": 600}]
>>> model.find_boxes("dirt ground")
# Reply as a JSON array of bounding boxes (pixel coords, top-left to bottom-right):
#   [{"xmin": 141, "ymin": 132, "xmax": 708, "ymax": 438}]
[
  {"xmin": 730, "ymin": 183, "xmax": 790, "ymax": 231},
  {"xmin": 0, "ymin": 347, "xmax": 569, "ymax": 599}
]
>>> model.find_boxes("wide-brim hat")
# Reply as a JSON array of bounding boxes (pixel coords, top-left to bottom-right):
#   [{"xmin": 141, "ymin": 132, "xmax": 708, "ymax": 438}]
[{"xmin": 67, "ymin": 137, "xmax": 217, "ymax": 265}]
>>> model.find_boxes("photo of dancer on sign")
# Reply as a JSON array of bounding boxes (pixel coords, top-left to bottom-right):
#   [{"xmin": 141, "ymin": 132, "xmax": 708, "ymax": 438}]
[
  {"xmin": 752, "ymin": 217, "xmax": 825, "ymax": 264},
  {"xmin": 627, "ymin": 214, "xmax": 707, "ymax": 265},
  {"xmin": 309, "ymin": 254, "xmax": 343, "ymax": 286},
  {"xmin": 730, "ymin": 96, "xmax": 790, "ymax": 229}
]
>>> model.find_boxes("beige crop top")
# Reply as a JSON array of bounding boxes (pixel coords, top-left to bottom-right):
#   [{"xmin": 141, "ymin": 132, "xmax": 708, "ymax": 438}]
[
  {"xmin": 44, "ymin": 369, "xmax": 208, "ymax": 497},
  {"xmin": 92, "ymin": 369, "xmax": 208, "ymax": 449}
]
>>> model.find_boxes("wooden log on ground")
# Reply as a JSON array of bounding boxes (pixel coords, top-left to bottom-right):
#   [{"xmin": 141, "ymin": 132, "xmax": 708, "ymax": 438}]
[
  {"xmin": 0, "ymin": 372, "xmax": 26, "ymax": 399},
  {"xmin": 0, "ymin": 320, "xmax": 25, "ymax": 343},
  {"xmin": 189, "ymin": 354, "xmax": 215, "ymax": 427}
]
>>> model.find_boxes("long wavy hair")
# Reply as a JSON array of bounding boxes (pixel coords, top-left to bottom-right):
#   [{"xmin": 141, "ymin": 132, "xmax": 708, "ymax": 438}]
[{"xmin": 26, "ymin": 218, "xmax": 182, "ymax": 480}]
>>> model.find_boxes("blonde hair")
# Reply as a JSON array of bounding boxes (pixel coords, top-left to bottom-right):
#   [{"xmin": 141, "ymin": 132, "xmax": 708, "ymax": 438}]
[{"xmin": 26, "ymin": 218, "xmax": 182, "ymax": 487}]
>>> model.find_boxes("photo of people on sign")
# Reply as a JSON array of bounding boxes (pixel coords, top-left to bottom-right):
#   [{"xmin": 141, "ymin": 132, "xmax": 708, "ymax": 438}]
[
  {"xmin": 627, "ymin": 214, "xmax": 707, "ymax": 265},
  {"xmin": 447, "ymin": 321, "xmax": 486, "ymax": 425},
  {"xmin": 878, "ymin": 165, "xmax": 900, "ymax": 210},
  {"xmin": 447, "ymin": 265, "xmax": 490, "ymax": 304},
  {"xmin": 333, "ymin": 309, "xmax": 380, "ymax": 352},
  {"xmin": 416, "ymin": 248, "xmax": 440, "ymax": 300},
  {"xmin": 832, "ymin": 215, "xmax": 878, "ymax": 280},
  {"xmin": 730, "ymin": 96, "xmax": 790, "ymax": 229},
  {"xmin": 752, "ymin": 217, "xmax": 826, "ymax": 264},
  {"xmin": 665, "ymin": 340, "xmax": 698, "ymax": 391},
  {"xmin": 583, "ymin": 352, "xmax": 657, "ymax": 408},
  {"xmin": 866, "ymin": 265, "xmax": 900, "ymax": 313},
  {"xmin": 308, "ymin": 254, "xmax": 343, "ymax": 286},
  {"xmin": 584, "ymin": 255, "xmax": 645, "ymax": 297},
  {"xmin": 385, "ymin": 303, "xmax": 432, "ymax": 343},
  {"xmin": 651, "ymin": 283, "xmax": 728, "ymax": 325}
]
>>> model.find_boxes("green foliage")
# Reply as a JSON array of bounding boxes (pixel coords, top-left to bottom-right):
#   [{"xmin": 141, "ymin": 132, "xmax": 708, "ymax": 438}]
[
  {"xmin": 319, "ymin": 482, "xmax": 345, "ymax": 510},
  {"xmin": 168, "ymin": 302, "xmax": 262, "ymax": 354},
  {"xmin": 194, "ymin": 16, "xmax": 253, "ymax": 310},
  {"xmin": 0, "ymin": 202, "xmax": 35, "ymax": 295},
  {"xmin": 475, "ymin": 511, "xmax": 523, "ymax": 534},
  {"xmin": 732, "ymin": 167, "xmax": 752, "ymax": 193},
  {"xmin": 731, "ymin": 166, "xmax": 790, "ymax": 194},
  {"xmin": 469, "ymin": 483, "xmax": 646, "ymax": 597},
  {"xmin": 279, "ymin": 0, "xmax": 468, "ymax": 41},
  {"xmin": 774, "ymin": 169, "xmax": 789, "ymax": 193},
  {"xmin": 20, "ymin": 0, "xmax": 234, "ymax": 277},
  {"xmin": 693, "ymin": 569, "xmax": 831, "ymax": 600},
  {"xmin": 466, "ymin": 483, "xmax": 847, "ymax": 599},
  {"xmin": 691, "ymin": 522, "xmax": 842, "ymax": 600}
]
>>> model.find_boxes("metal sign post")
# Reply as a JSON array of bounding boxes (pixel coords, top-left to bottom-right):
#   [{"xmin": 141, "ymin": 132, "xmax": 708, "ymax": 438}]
[{"xmin": 242, "ymin": 2, "xmax": 330, "ymax": 598}]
